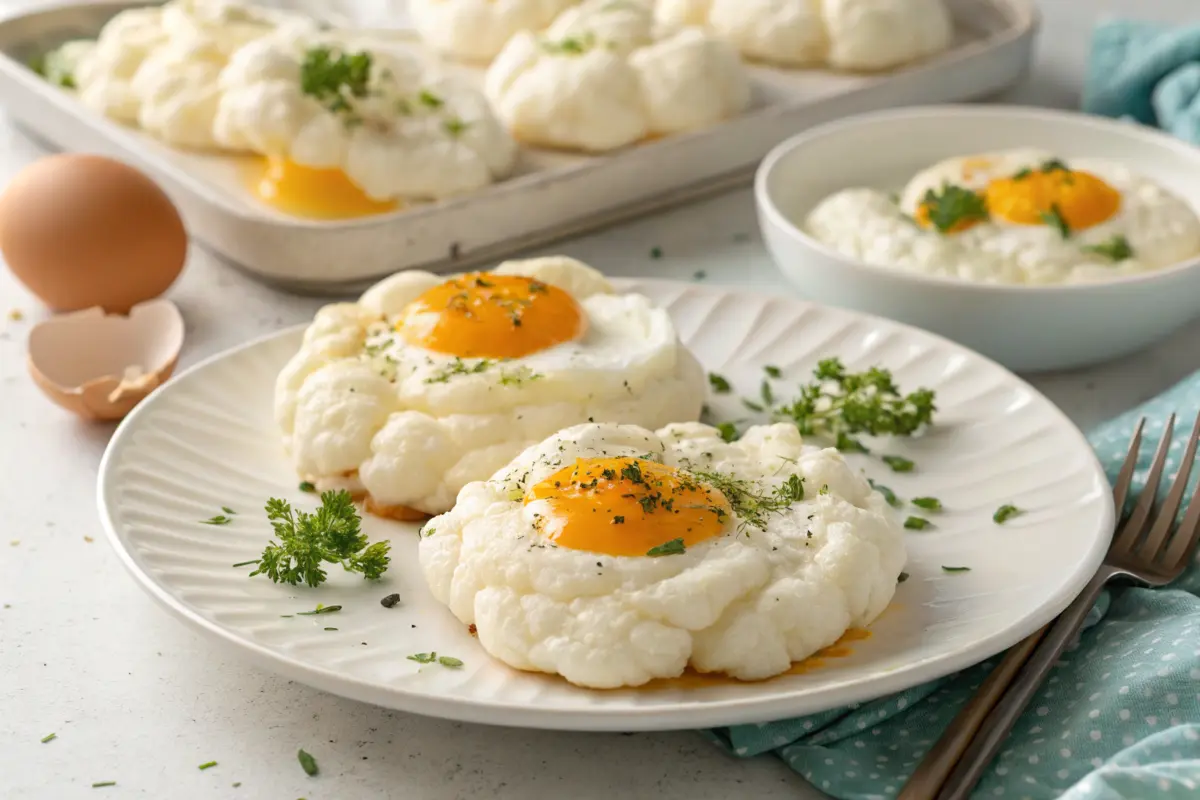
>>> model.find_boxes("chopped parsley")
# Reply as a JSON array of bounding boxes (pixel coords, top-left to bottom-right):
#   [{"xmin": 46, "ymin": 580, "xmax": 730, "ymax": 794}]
[
  {"xmin": 687, "ymin": 470, "xmax": 804, "ymax": 532},
  {"xmin": 993, "ymin": 504, "xmax": 1023, "ymax": 524},
  {"xmin": 764, "ymin": 365, "xmax": 783, "ymax": 379},
  {"xmin": 198, "ymin": 761, "xmax": 217, "ymax": 771},
  {"xmin": 1012, "ymin": 168, "xmax": 1032, "ymax": 181},
  {"xmin": 760, "ymin": 379, "xmax": 775, "ymax": 406},
  {"xmin": 941, "ymin": 565, "xmax": 971, "ymax": 573},
  {"xmin": 911, "ymin": 497, "xmax": 942, "ymax": 511},
  {"xmin": 716, "ymin": 422, "xmax": 739, "ymax": 443},
  {"xmin": 903, "ymin": 516, "xmax": 932, "ymax": 530},
  {"xmin": 646, "ymin": 538, "xmax": 686, "ymax": 557},
  {"xmin": 418, "ymin": 89, "xmax": 443, "ymax": 109},
  {"xmin": 1040, "ymin": 203, "xmax": 1071, "ymax": 238},
  {"xmin": 91, "ymin": 782, "xmax": 116, "ymax": 788},
  {"xmin": 1082, "ymin": 234, "xmax": 1134, "ymax": 262},
  {"xmin": 298, "ymin": 748, "xmax": 319, "ymax": 777},
  {"xmin": 612, "ymin": 515, "xmax": 625, "ymax": 524},
  {"xmin": 774, "ymin": 358, "xmax": 935, "ymax": 441},
  {"xmin": 881, "ymin": 455, "xmax": 915, "ymax": 473},
  {"xmin": 200, "ymin": 513, "xmax": 233, "ymax": 525},
  {"xmin": 868, "ymin": 479, "xmax": 902, "ymax": 508},
  {"xmin": 898, "ymin": 571, "xmax": 910, "ymax": 583},
  {"xmin": 708, "ymin": 373, "xmax": 732, "ymax": 394},
  {"xmin": 299, "ymin": 481, "xmax": 316, "ymax": 493},
  {"xmin": 836, "ymin": 432, "xmax": 869, "ymax": 453},
  {"xmin": 541, "ymin": 33, "xmax": 595, "ymax": 55},
  {"xmin": 425, "ymin": 357, "xmax": 493, "ymax": 384},
  {"xmin": 650, "ymin": 246, "xmax": 663, "ymax": 259},
  {"xmin": 30, "ymin": 48, "xmax": 76, "ymax": 88},
  {"xmin": 245, "ymin": 490, "xmax": 391, "ymax": 587},
  {"xmin": 693, "ymin": 270, "xmax": 707, "ymax": 280},
  {"xmin": 1040, "ymin": 158, "xmax": 1070, "ymax": 173},
  {"xmin": 498, "ymin": 366, "xmax": 543, "ymax": 386},
  {"xmin": 443, "ymin": 117, "xmax": 470, "ymax": 137},
  {"xmin": 920, "ymin": 185, "xmax": 989, "ymax": 233},
  {"xmin": 300, "ymin": 47, "xmax": 372, "ymax": 114},
  {"xmin": 407, "ymin": 652, "xmax": 463, "ymax": 668},
  {"xmin": 40, "ymin": 733, "xmax": 56, "ymax": 743},
  {"xmin": 742, "ymin": 398, "xmax": 765, "ymax": 412},
  {"xmin": 296, "ymin": 604, "xmax": 342, "ymax": 616},
  {"xmin": 438, "ymin": 656, "xmax": 463, "ymax": 668}
]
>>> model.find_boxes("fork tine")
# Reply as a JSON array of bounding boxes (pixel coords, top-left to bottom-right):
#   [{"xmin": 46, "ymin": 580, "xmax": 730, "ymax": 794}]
[
  {"xmin": 1111, "ymin": 417, "xmax": 1146, "ymax": 515},
  {"xmin": 1162, "ymin": 415, "xmax": 1200, "ymax": 570},
  {"xmin": 1140, "ymin": 412, "xmax": 1200, "ymax": 561},
  {"xmin": 1118, "ymin": 415, "xmax": 1176, "ymax": 550}
]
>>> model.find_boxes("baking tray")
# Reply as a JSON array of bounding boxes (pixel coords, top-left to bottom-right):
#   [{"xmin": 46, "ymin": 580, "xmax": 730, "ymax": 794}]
[{"xmin": 0, "ymin": 0, "xmax": 1038, "ymax": 294}]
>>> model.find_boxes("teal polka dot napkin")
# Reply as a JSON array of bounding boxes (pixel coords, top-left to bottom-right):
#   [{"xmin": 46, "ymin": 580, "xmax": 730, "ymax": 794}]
[{"xmin": 707, "ymin": 369, "xmax": 1200, "ymax": 799}]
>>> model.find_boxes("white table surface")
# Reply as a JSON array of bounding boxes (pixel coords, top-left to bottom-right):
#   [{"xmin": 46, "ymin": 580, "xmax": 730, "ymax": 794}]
[{"xmin": 3, "ymin": 1, "xmax": 1200, "ymax": 798}]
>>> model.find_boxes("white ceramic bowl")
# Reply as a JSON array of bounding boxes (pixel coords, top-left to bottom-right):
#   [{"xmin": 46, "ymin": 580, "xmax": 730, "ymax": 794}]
[{"xmin": 754, "ymin": 105, "xmax": 1200, "ymax": 372}]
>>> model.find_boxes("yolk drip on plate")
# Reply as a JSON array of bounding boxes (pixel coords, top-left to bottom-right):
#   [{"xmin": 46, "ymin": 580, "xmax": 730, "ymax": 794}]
[
  {"xmin": 400, "ymin": 272, "xmax": 587, "ymax": 359},
  {"xmin": 985, "ymin": 168, "xmax": 1121, "ymax": 230},
  {"xmin": 525, "ymin": 458, "xmax": 731, "ymax": 557},
  {"xmin": 250, "ymin": 157, "xmax": 399, "ymax": 220}
]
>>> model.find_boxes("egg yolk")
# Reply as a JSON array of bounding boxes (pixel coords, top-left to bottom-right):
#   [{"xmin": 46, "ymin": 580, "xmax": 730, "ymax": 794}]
[
  {"xmin": 985, "ymin": 169, "xmax": 1121, "ymax": 230},
  {"xmin": 524, "ymin": 457, "xmax": 731, "ymax": 557},
  {"xmin": 400, "ymin": 272, "xmax": 586, "ymax": 359},
  {"xmin": 251, "ymin": 157, "xmax": 399, "ymax": 220}
]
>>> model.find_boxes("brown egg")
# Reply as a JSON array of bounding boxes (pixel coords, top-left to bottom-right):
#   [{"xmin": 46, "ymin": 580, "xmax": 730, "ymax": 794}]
[{"xmin": 0, "ymin": 153, "xmax": 188, "ymax": 313}]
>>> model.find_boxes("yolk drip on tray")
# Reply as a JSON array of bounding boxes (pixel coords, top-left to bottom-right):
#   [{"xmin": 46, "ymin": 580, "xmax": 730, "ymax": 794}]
[
  {"xmin": 250, "ymin": 157, "xmax": 399, "ymax": 220},
  {"xmin": 916, "ymin": 165, "xmax": 1122, "ymax": 234},
  {"xmin": 400, "ymin": 272, "xmax": 587, "ymax": 358},
  {"xmin": 525, "ymin": 458, "xmax": 732, "ymax": 557}
]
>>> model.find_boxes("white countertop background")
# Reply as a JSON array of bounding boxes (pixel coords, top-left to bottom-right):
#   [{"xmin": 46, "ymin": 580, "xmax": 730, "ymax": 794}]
[{"xmin": 3, "ymin": 1, "xmax": 1199, "ymax": 798}]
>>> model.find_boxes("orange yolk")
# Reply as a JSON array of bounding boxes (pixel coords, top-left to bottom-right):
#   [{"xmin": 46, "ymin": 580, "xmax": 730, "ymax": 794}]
[
  {"xmin": 524, "ymin": 457, "xmax": 731, "ymax": 557},
  {"xmin": 985, "ymin": 169, "xmax": 1121, "ymax": 230},
  {"xmin": 400, "ymin": 272, "xmax": 586, "ymax": 359},
  {"xmin": 251, "ymin": 157, "xmax": 399, "ymax": 220}
]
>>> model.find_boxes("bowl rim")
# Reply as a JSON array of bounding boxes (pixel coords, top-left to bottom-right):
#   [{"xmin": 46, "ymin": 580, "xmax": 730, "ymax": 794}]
[{"xmin": 755, "ymin": 103, "xmax": 1200, "ymax": 295}]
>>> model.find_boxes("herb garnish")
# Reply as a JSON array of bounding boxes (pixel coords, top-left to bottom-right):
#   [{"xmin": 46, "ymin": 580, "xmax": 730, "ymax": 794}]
[
  {"xmin": 541, "ymin": 33, "xmax": 595, "ymax": 55},
  {"xmin": 716, "ymin": 422, "xmax": 738, "ymax": 443},
  {"xmin": 296, "ymin": 604, "xmax": 342, "ymax": 616},
  {"xmin": 650, "ymin": 246, "xmax": 663, "ymax": 259},
  {"xmin": 407, "ymin": 652, "xmax": 462, "ymax": 667},
  {"xmin": 498, "ymin": 366, "xmax": 543, "ymax": 386},
  {"xmin": 646, "ymin": 538, "xmax": 686, "ymax": 557},
  {"xmin": 200, "ymin": 513, "xmax": 234, "ymax": 525},
  {"xmin": 300, "ymin": 47, "xmax": 372, "ymax": 114},
  {"xmin": 836, "ymin": 432, "xmax": 869, "ymax": 453},
  {"xmin": 438, "ymin": 656, "xmax": 463, "ymax": 668},
  {"xmin": 904, "ymin": 516, "xmax": 932, "ymax": 530},
  {"xmin": 92, "ymin": 782, "xmax": 116, "ymax": 788},
  {"xmin": 443, "ymin": 117, "xmax": 469, "ymax": 137},
  {"xmin": 298, "ymin": 748, "xmax": 319, "ymax": 777},
  {"xmin": 881, "ymin": 455, "xmax": 915, "ymax": 473},
  {"xmin": 245, "ymin": 490, "xmax": 390, "ymax": 588},
  {"xmin": 868, "ymin": 479, "xmax": 902, "ymax": 508},
  {"xmin": 1012, "ymin": 168, "xmax": 1031, "ymax": 181},
  {"xmin": 742, "ymin": 398, "xmax": 764, "ymax": 412},
  {"xmin": 764, "ymin": 365, "xmax": 783, "ymax": 378},
  {"xmin": 299, "ymin": 481, "xmax": 316, "ymax": 493},
  {"xmin": 425, "ymin": 357, "xmax": 493, "ymax": 384},
  {"xmin": 775, "ymin": 359, "xmax": 935, "ymax": 441},
  {"xmin": 40, "ymin": 733, "xmax": 56, "ymax": 743},
  {"xmin": 687, "ymin": 471, "xmax": 804, "ymax": 532},
  {"xmin": 898, "ymin": 571, "xmax": 910, "ymax": 583},
  {"xmin": 911, "ymin": 497, "xmax": 942, "ymax": 511},
  {"xmin": 1082, "ymin": 234, "xmax": 1134, "ymax": 262},
  {"xmin": 993, "ymin": 504, "xmax": 1023, "ymax": 524},
  {"xmin": 199, "ymin": 761, "xmax": 217, "ymax": 771},
  {"xmin": 920, "ymin": 185, "xmax": 989, "ymax": 233},
  {"xmin": 612, "ymin": 515, "xmax": 625, "ymax": 524},
  {"xmin": 1041, "ymin": 202, "xmax": 1071, "ymax": 238},
  {"xmin": 1040, "ymin": 158, "xmax": 1069, "ymax": 173},
  {"xmin": 708, "ymin": 373, "xmax": 732, "ymax": 394},
  {"xmin": 942, "ymin": 566, "xmax": 971, "ymax": 573}
]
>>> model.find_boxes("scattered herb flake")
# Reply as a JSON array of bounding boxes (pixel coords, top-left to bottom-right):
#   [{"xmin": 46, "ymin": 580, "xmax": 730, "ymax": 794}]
[
  {"xmin": 438, "ymin": 656, "xmax": 463, "ymax": 668},
  {"xmin": 323, "ymin": 627, "xmax": 338, "ymax": 631},
  {"xmin": 418, "ymin": 89, "xmax": 443, "ymax": 108},
  {"xmin": 760, "ymin": 379, "xmax": 775, "ymax": 406},
  {"xmin": 708, "ymin": 373, "xmax": 732, "ymax": 394},
  {"xmin": 232, "ymin": 560, "xmax": 259, "ymax": 568},
  {"xmin": 646, "ymin": 538, "xmax": 686, "ymax": 557},
  {"xmin": 716, "ymin": 422, "xmax": 738, "ymax": 443},
  {"xmin": 1041, "ymin": 202, "xmax": 1071, "ymax": 239},
  {"xmin": 296, "ymin": 604, "xmax": 342, "ymax": 616},
  {"xmin": 1082, "ymin": 234, "xmax": 1134, "ymax": 262},
  {"xmin": 199, "ymin": 761, "xmax": 217, "ymax": 771},
  {"xmin": 764, "ymin": 365, "xmax": 783, "ymax": 379},
  {"xmin": 882, "ymin": 455, "xmax": 915, "ymax": 473},
  {"xmin": 92, "ymin": 782, "xmax": 116, "ymax": 788},
  {"xmin": 836, "ymin": 432, "xmax": 869, "ymax": 453},
  {"xmin": 898, "ymin": 571, "xmax": 910, "ymax": 583},
  {"xmin": 298, "ymin": 748, "xmax": 319, "ymax": 777},
  {"xmin": 911, "ymin": 497, "xmax": 942, "ymax": 511},
  {"xmin": 904, "ymin": 516, "xmax": 932, "ymax": 530},
  {"xmin": 1040, "ymin": 158, "xmax": 1069, "ymax": 173},
  {"xmin": 407, "ymin": 652, "xmax": 437, "ymax": 664},
  {"xmin": 693, "ymin": 270, "xmax": 707, "ymax": 280},
  {"xmin": 442, "ymin": 117, "xmax": 469, "ymax": 137},
  {"xmin": 868, "ymin": 479, "xmax": 902, "ymax": 508},
  {"xmin": 299, "ymin": 481, "xmax": 316, "ymax": 493},
  {"xmin": 380, "ymin": 593, "xmax": 401, "ymax": 609},
  {"xmin": 920, "ymin": 185, "xmax": 989, "ymax": 233},
  {"xmin": 649, "ymin": 246, "xmax": 663, "ymax": 259},
  {"xmin": 612, "ymin": 515, "xmax": 625, "ymax": 524},
  {"xmin": 200, "ymin": 515, "xmax": 233, "ymax": 525},
  {"xmin": 993, "ymin": 504, "xmax": 1023, "ymax": 524},
  {"xmin": 1012, "ymin": 168, "xmax": 1032, "ymax": 180},
  {"xmin": 40, "ymin": 733, "xmax": 56, "ymax": 743},
  {"xmin": 742, "ymin": 398, "xmax": 764, "ymax": 412},
  {"xmin": 942, "ymin": 565, "xmax": 971, "ymax": 573}
]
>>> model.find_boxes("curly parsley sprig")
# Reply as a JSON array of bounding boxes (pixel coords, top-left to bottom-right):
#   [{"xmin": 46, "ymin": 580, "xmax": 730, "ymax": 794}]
[{"xmin": 241, "ymin": 490, "xmax": 390, "ymax": 588}]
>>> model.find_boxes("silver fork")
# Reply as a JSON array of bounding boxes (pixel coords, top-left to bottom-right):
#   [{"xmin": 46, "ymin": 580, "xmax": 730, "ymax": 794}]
[{"xmin": 900, "ymin": 412, "xmax": 1200, "ymax": 800}]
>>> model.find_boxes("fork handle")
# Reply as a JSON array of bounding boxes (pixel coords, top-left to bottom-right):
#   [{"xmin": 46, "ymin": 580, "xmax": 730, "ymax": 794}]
[
  {"xmin": 896, "ymin": 625, "xmax": 1047, "ymax": 799},
  {"xmin": 934, "ymin": 570, "xmax": 1112, "ymax": 800}
]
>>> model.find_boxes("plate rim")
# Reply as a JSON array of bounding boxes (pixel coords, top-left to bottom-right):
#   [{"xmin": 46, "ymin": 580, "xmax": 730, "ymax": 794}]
[{"xmin": 96, "ymin": 278, "xmax": 1114, "ymax": 731}]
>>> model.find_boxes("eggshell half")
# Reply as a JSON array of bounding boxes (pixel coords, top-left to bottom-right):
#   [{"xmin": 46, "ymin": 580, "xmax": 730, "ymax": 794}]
[{"xmin": 27, "ymin": 298, "xmax": 185, "ymax": 421}]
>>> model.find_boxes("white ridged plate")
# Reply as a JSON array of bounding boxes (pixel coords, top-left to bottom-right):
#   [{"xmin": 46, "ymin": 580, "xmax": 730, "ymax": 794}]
[{"xmin": 97, "ymin": 280, "xmax": 1112, "ymax": 731}]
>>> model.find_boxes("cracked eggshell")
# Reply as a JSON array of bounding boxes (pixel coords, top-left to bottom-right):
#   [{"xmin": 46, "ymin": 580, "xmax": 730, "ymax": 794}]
[{"xmin": 27, "ymin": 298, "xmax": 185, "ymax": 421}]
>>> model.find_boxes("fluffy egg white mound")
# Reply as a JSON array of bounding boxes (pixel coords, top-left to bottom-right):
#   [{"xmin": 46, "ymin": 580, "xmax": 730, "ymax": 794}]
[
  {"xmin": 805, "ymin": 149, "xmax": 1200, "ymax": 285},
  {"xmin": 485, "ymin": 0, "xmax": 749, "ymax": 153},
  {"xmin": 276, "ymin": 257, "xmax": 705, "ymax": 516},
  {"xmin": 409, "ymin": 0, "xmax": 579, "ymax": 62},
  {"xmin": 419, "ymin": 421, "xmax": 906, "ymax": 689},
  {"xmin": 214, "ymin": 32, "xmax": 517, "ymax": 201},
  {"xmin": 62, "ymin": 0, "xmax": 313, "ymax": 147},
  {"xmin": 655, "ymin": 0, "xmax": 953, "ymax": 71}
]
